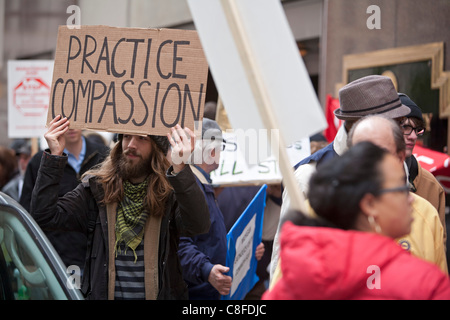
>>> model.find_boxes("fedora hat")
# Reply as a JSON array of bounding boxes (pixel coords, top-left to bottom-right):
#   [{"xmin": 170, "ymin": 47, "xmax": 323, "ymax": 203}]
[{"xmin": 334, "ymin": 75, "xmax": 410, "ymax": 121}]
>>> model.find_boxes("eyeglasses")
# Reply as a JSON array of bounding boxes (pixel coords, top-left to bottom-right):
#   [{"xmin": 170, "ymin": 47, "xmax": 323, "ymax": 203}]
[
  {"xmin": 213, "ymin": 141, "xmax": 226, "ymax": 151},
  {"xmin": 378, "ymin": 184, "xmax": 410, "ymax": 196},
  {"xmin": 221, "ymin": 141, "xmax": 237, "ymax": 152},
  {"xmin": 401, "ymin": 124, "xmax": 425, "ymax": 136}
]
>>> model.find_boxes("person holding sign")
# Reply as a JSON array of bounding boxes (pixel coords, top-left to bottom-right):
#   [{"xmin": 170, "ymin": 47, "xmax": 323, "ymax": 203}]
[
  {"xmin": 29, "ymin": 115, "xmax": 210, "ymax": 300},
  {"xmin": 178, "ymin": 118, "xmax": 264, "ymax": 299},
  {"xmin": 264, "ymin": 142, "xmax": 450, "ymax": 300}
]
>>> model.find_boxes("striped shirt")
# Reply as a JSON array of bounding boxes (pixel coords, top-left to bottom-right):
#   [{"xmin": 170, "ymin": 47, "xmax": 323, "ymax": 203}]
[{"xmin": 114, "ymin": 242, "xmax": 145, "ymax": 300}]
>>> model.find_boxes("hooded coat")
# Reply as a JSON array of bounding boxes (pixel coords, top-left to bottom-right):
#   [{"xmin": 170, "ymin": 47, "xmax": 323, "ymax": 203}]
[{"xmin": 263, "ymin": 222, "xmax": 450, "ymax": 300}]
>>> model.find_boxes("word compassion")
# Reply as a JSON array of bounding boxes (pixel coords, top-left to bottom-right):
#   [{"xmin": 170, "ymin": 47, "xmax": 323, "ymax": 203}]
[{"xmin": 49, "ymin": 26, "xmax": 208, "ymax": 135}]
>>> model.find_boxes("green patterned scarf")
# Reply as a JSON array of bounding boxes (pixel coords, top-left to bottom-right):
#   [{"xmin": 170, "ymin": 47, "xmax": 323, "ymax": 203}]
[{"xmin": 114, "ymin": 179, "xmax": 149, "ymax": 262}]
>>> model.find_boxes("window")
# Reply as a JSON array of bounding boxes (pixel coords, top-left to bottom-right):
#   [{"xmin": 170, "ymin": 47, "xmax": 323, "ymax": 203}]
[{"xmin": 0, "ymin": 200, "xmax": 82, "ymax": 300}]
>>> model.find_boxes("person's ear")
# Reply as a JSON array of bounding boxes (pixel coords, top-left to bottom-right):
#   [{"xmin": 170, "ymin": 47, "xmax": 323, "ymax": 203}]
[
  {"xmin": 359, "ymin": 193, "xmax": 383, "ymax": 233},
  {"xmin": 359, "ymin": 193, "xmax": 379, "ymax": 220}
]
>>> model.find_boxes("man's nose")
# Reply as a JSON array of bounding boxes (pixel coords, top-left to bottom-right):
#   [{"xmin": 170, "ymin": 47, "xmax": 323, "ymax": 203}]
[{"xmin": 127, "ymin": 136, "xmax": 139, "ymax": 149}]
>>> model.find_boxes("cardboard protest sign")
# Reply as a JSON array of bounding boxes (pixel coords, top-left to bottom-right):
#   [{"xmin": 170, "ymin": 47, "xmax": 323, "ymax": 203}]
[
  {"xmin": 8, "ymin": 60, "xmax": 54, "ymax": 138},
  {"xmin": 222, "ymin": 184, "xmax": 266, "ymax": 300},
  {"xmin": 48, "ymin": 25, "xmax": 208, "ymax": 136},
  {"xmin": 211, "ymin": 132, "xmax": 310, "ymax": 186}
]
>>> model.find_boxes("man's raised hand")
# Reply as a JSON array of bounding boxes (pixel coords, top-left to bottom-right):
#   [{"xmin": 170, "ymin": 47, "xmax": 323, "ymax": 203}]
[
  {"xmin": 44, "ymin": 115, "xmax": 70, "ymax": 156},
  {"xmin": 167, "ymin": 124, "xmax": 195, "ymax": 173}
]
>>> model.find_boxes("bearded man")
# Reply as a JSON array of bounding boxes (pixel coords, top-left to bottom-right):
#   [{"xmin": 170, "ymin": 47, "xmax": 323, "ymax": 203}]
[{"xmin": 30, "ymin": 115, "xmax": 210, "ymax": 300}]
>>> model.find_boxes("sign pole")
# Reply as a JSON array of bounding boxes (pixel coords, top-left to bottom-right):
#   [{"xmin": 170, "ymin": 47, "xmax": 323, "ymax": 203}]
[{"xmin": 219, "ymin": 0, "xmax": 307, "ymax": 213}]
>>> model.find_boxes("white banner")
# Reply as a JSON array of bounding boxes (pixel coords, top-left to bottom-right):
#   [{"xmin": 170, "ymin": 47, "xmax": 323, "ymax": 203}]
[
  {"xmin": 210, "ymin": 132, "xmax": 310, "ymax": 186},
  {"xmin": 187, "ymin": 0, "xmax": 327, "ymax": 148},
  {"xmin": 188, "ymin": 0, "xmax": 325, "ymax": 211},
  {"xmin": 8, "ymin": 60, "xmax": 54, "ymax": 138}
]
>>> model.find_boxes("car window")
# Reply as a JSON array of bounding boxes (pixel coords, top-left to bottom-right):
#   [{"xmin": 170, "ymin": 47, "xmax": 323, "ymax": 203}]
[{"xmin": 0, "ymin": 197, "xmax": 83, "ymax": 300}]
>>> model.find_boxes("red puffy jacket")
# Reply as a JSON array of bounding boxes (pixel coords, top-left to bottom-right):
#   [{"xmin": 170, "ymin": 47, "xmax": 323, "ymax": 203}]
[{"xmin": 264, "ymin": 222, "xmax": 450, "ymax": 300}]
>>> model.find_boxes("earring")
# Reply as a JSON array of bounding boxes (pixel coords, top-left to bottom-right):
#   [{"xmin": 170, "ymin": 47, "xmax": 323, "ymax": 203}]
[{"xmin": 368, "ymin": 216, "xmax": 382, "ymax": 234}]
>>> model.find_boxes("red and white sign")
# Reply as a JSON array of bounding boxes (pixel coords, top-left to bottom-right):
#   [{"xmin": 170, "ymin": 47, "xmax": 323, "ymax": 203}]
[
  {"xmin": 12, "ymin": 77, "xmax": 50, "ymax": 116},
  {"xmin": 323, "ymin": 94, "xmax": 342, "ymax": 143},
  {"xmin": 414, "ymin": 145, "xmax": 450, "ymax": 194},
  {"xmin": 8, "ymin": 60, "xmax": 54, "ymax": 138}
]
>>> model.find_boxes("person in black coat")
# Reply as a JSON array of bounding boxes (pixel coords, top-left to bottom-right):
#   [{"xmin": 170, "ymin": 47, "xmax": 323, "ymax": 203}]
[
  {"xmin": 20, "ymin": 129, "xmax": 110, "ymax": 271},
  {"xmin": 29, "ymin": 116, "xmax": 209, "ymax": 299}
]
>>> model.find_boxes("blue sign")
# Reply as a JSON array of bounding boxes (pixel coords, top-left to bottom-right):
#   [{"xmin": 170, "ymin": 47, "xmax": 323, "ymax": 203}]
[{"xmin": 222, "ymin": 185, "xmax": 266, "ymax": 300}]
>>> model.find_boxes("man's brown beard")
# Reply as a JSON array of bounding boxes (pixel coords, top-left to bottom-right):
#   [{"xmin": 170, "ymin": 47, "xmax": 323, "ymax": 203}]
[{"xmin": 118, "ymin": 150, "xmax": 153, "ymax": 181}]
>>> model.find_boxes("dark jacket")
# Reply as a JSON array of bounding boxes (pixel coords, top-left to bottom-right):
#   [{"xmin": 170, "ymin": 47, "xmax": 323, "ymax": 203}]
[
  {"xmin": 20, "ymin": 138, "xmax": 110, "ymax": 268},
  {"xmin": 178, "ymin": 165, "xmax": 227, "ymax": 300},
  {"xmin": 30, "ymin": 152, "xmax": 210, "ymax": 300},
  {"xmin": 294, "ymin": 142, "xmax": 337, "ymax": 170}
]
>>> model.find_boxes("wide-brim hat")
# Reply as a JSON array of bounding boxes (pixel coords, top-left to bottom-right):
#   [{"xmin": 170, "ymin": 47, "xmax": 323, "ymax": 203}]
[{"xmin": 334, "ymin": 75, "xmax": 411, "ymax": 121}]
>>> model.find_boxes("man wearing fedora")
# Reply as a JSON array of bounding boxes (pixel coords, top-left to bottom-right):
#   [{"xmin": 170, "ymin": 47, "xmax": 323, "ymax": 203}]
[{"xmin": 270, "ymin": 75, "xmax": 412, "ymax": 280}]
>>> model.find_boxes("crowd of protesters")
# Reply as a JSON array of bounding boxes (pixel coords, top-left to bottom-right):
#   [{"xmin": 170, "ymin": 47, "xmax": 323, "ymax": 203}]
[{"xmin": 1, "ymin": 75, "xmax": 450, "ymax": 300}]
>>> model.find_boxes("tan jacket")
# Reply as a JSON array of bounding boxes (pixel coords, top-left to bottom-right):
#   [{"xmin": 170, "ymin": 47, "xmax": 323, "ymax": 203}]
[
  {"xmin": 107, "ymin": 202, "xmax": 161, "ymax": 300},
  {"xmin": 413, "ymin": 160, "xmax": 446, "ymax": 244},
  {"xmin": 397, "ymin": 193, "xmax": 448, "ymax": 274}
]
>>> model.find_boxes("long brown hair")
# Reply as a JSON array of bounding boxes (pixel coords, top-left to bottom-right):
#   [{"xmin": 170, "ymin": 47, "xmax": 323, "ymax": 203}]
[{"xmin": 82, "ymin": 138, "xmax": 173, "ymax": 216}]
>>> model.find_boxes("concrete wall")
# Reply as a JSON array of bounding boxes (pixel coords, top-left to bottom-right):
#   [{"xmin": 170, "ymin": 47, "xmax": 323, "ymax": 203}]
[{"xmin": 79, "ymin": 0, "xmax": 192, "ymax": 28}]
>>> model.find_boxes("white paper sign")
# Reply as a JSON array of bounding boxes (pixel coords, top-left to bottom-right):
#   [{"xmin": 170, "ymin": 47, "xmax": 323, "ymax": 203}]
[
  {"xmin": 8, "ymin": 60, "xmax": 54, "ymax": 138},
  {"xmin": 230, "ymin": 214, "xmax": 256, "ymax": 296},
  {"xmin": 211, "ymin": 132, "xmax": 310, "ymax": 185},
  {"xmin": 187, "ymin": 0, "xmax": 327, "ymax": 148}
]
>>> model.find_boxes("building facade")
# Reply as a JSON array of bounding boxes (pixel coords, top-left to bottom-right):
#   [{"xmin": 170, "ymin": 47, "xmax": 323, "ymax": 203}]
[{"xmin": 0, "ymin": 0, "xmax": 448, "ymax": 151}]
